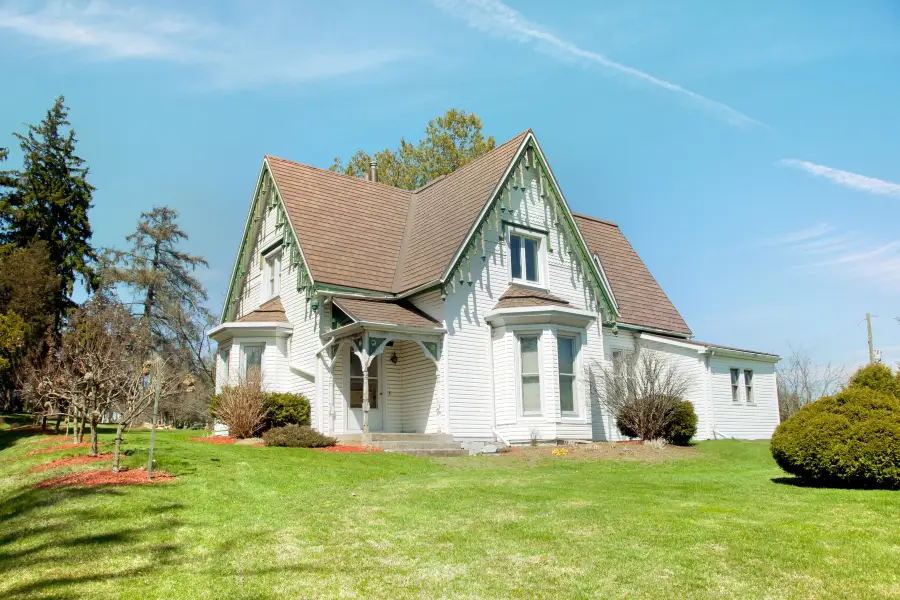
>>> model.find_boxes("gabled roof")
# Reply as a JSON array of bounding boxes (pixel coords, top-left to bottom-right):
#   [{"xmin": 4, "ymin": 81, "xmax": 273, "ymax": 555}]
[
  {"xmin": 493, "ymin": 284, "xmax": 570, "ymax": 310},
  {"xmin": 232, "ymin": 130, "xmax": 692, "ymax": 337},
  {"xmin": 237, "ymin": 297, "xmax": 287, "ymax": 323},
  {"xmin": 574, "ymin": 214, "xmax": 691, "ymax": 336},
  {"xmin": 266, "ymin": 132, "xmax": 527, "ymax": 295},
  {"xmin": 332, "ymin": 297, "xmax": 442, "ymax": 330}
]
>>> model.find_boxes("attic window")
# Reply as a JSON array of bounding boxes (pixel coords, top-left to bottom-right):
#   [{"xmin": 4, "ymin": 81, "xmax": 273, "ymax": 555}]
[{"xmin": 509, "ymin": 232, "xmax": 542, "ymax": 285}]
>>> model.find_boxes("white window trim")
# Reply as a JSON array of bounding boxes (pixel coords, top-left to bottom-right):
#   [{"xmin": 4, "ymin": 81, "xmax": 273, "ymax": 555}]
[
  {"xmin": 515, "ymin": 331, "xmax": 544, "ymax": 419},
  {"xmin": 744, "ymin": 369, "xmax": 754, "ymax": 404},
  {"xmin": 262, "ymin": 248, "xmax": 282, "ymax": 302},
  {"xmin": 557, "ymin": 332, "xmax": 580, "ymax": 419},
  {"xmin": 730, "ymin": 368, "xmax": 740, "ymax": 403},
  {"xmin": 507, "ymin": 227, "xmax": 548, "ymax": 289},
  {"xmin": 241, "ymin": 343, "xmax": 265, "ymax": 383}
]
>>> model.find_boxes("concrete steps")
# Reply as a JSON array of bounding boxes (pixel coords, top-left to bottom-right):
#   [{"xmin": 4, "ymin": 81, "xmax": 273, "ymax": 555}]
[{"xmin": 335, "ymin": 432, "xmax": 466, "ymax": 457}]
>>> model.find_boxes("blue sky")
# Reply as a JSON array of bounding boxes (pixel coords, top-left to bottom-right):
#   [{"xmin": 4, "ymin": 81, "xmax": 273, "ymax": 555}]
[{"xmin": 1, "ymin": 0, "xmax": 898, "ymax": 370}]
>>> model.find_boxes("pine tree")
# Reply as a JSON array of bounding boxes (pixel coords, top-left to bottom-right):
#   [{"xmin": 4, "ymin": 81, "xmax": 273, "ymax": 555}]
[
  {"xmin": 0, "ymin": 96, "xmax": 98, "ymax": 333},
  {"xmin": 106, "ymin": 206, "xmax": 214, "ymax": 388}
]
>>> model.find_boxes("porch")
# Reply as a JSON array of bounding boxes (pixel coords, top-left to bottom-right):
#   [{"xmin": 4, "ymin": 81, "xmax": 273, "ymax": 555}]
[{"xmin": 318, "ymin": 298, "xmax": 447, "ymax": 437}]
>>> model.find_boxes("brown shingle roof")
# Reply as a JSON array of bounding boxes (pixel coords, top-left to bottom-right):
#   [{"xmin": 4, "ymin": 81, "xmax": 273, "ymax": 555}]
[
  {"xmin": 493, "ymin": 284, "xmax": 570, "ymax": 310},
  {"xmin": 574, "ymin": 214, "xmax": 692, "ymax": 336},
  {"xmin": 332, "ymin": 298, "xmax": 442, "ymax": 330},
  {"xmin": 238, "ymin": 297, "xmax": 287, "ymax": 322},
  {"xmin": 267, "ymin": 156, "xmax": 410, "ymax": 293},
  {"xmin": 396, "ymin": 131, "xmax": 529, "ymax": 292}
]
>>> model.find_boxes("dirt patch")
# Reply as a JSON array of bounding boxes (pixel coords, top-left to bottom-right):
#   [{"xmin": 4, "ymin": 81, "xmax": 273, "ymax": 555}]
[
  {"xmin": 189, "ymin": 436, "xmax": 263, "ymax": 446},
  {"xmin": 37, "ymin": 468, "xmax": 175, "ymax": 488},
  {"xmin": 25, "ymin": 442, "xmax": 93, "ymax": 456},
  {"xmin": 501, "ymin": 441, "xmax": 697, "ymax": 462},
  {"xmin": 29, "ymin": 453, "xmax": 113, "ymax": 473},
  {"xmin": 317, "ymin": 445, "xmax": 383, "ymax": 453},
  {"xmin": 24, "ymin": 435, "xmax": 71, "ymax": 445}
]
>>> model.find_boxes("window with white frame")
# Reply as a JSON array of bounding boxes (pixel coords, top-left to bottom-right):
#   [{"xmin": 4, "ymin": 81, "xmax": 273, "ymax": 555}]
[
  {"xmin": 557, "ymin": 335, "xmax": 577, "ymax": 416},
  {"xmin": 218, "ymin": 348, "xmax": 230, "ymax": 387},
  {"xmin": 519, "ymin": 334, "xmax": 541, "ymax": 415},
  {"xmin": 242, "ymin": 344, "xmax": 264, "ymax": 383},
  {"xmin": 744, "ymin": 369, "xmax": 754, "ymax": 403},
  {"xmin": 730, "ymin": 368, "xmax": 740, "ymax": 402},
  {"xmin": 263, "ymin": 249, "xmax": 281, "ymax": 300},
  {"xmin": 509, "ymin": 232, "xmax": 542, "ymax": 285}
]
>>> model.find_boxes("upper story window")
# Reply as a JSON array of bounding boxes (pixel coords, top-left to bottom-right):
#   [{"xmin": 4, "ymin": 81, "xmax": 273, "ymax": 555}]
[
  {"xmin": 509, "ymin": 232, "xmax": 542, "ymax": 285},
  {"xmin": 730, "ymin": 368, "xmax": 740, "ymax": 402},
  {"xmin": 263, "ymin": 249, "xmax": 281, "ymax": 300},
  {"xmin": 744, "ymin": 370, "xmax": 754, "ymax": 403}
]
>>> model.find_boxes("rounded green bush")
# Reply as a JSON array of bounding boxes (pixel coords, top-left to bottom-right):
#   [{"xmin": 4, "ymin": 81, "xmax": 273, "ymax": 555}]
[
  {"xmin": 665, "ymin": 401, "xmax": 697, "ymax": 446},
  {"xmin": 848, "ymin": 363, "xmax": 899, "ymax": 397},
  {"xmin": 770, "ymin": 386, "xmax": 900, "ymax": 488},
  {"xmin": 263, "ymin": 393, "xmax": 310, "ymax": 429},
  {"xmin": 262, "ymin": 425, "xmax": 336, "ymax": 448},
  {"xmin": 616, "ymin": 415, "xmax": 638, "ymax": 439}
]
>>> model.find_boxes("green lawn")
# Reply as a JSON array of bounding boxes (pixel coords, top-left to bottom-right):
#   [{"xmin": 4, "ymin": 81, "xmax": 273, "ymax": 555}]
[{"xmin": 0, "ymin": 424, "xmax": 898, "ymax": 599}]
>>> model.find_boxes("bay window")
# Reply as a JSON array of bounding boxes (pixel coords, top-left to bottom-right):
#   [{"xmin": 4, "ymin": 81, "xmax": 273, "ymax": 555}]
[{"xmin": 519, "ymin": 334, "xmax": 541, "ymax": 415}]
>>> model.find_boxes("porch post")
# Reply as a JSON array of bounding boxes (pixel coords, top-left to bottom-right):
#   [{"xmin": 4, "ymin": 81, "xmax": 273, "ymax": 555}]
[{"xmin": 361, "ymin": 332, "xmax": 370, "ymax": 435}]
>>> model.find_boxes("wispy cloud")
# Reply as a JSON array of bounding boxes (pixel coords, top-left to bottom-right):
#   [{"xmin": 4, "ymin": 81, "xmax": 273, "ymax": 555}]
[
  {"xmin": 432, "ymin": 0, "xmax": 764, "ymax": 128},
  {"xmin": 780, "ymin": 159, "xmax": 900, "ymax": 198},
  {"xmin": 767, "ymin": 223, "xmax": 900, "ymax": 289},
  {"xmin": 0, "ymin": 1, "xmax": 415, "ymax": 89}
]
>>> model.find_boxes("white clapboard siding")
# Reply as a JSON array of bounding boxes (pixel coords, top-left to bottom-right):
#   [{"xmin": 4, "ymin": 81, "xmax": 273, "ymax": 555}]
[
  {"xmin": 708, "ymin": 356, "xmax": 779, "ymax": 439},
  {"xmin": 397, "ymin": 341, "xmax": 439, "ymax": 433}
]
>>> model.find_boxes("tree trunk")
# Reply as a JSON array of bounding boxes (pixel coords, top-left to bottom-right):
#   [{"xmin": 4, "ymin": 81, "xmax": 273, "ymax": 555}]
[
  {"xmin": 89, "ymin": 411, "xmax": 100, "ymax": 456},
  {"xmin": 77, "ymin": 410, "xmax": 86, "ymax": 443},
  {"xmin": 54, "ymin": 411, "xmax": 62, "ymax": 434},
  {"xmin": 112, "ymin": 422, "xmax": 125, "ymax": 472}
]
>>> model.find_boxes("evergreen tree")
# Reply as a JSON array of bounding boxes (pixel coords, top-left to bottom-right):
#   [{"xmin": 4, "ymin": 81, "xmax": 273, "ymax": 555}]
[
  {"xmin": 106, "ymin": 206, "xmax": 215, "ymax": 389},
  {"xmin": 330, "ymin": 109, "xmax": 496, "ymax": 190},
  {"xmin": 0, "ymin": 96, "xmax": 97, "ymax": 333}
]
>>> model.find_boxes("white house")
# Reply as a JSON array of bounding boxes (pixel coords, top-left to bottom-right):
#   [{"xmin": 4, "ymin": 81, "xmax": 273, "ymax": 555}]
[{"xmin": 209, "ymin": 130, "xmax": 780, "ymax": 447}]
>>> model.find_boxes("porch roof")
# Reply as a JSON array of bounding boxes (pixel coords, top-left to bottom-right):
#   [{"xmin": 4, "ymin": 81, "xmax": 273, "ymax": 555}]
[{"xmin": 332, "ymin": 297, "xmax": 442, "ymax": 330}]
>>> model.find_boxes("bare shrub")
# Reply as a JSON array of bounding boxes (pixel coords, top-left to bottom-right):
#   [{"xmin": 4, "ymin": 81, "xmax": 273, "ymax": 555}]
[
  {"xmin": 590, "ymin": 344, "xmax": 690, "ymax": 441},
  {"xmin": 214, "ymin": 378, "xmax": 267, "ymax": 439},
  {"xmin": 777, "ymin": 345, "xmax": 846, "ymax": 421}
]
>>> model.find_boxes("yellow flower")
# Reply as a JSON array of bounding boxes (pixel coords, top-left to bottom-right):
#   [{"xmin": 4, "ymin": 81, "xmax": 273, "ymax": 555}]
[{"xmin": 551, "ymin": 448, "xmax": 569, "ymax": 456}]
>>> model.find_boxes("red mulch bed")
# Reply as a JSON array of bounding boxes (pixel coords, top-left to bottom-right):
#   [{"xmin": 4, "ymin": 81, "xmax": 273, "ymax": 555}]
[
  {"xmin": 317, "ymin": 445, "xmax": 383, "ymax": 453},
  {"xmin": 25, "ymin": 442, "xmax": 93, "ymax": 456},
  {"xmin": 29, "ymin": 453, "xmax": 113, "ymax": 473},
  {"xmin": 189, "ymin": 436, "xmax": 238, "ymax": 444},
  {"xmin": 37, "ymin": 468, "xmax": 175, "ymax": 488},
  {"xmin": 26, "ymin": 435, "xmax": 71, "ymax": 445}
]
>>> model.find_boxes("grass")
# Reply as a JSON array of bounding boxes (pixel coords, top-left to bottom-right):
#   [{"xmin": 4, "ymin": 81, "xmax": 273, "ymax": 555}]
[{"xmin": 0, "ymin": 423, "xmax": 898, "ymax": 599}]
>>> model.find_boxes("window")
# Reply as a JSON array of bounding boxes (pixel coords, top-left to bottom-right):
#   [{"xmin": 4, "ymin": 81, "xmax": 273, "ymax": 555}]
[
  {"xmin": 242, "ymin": 344, "xmax": 264, "ymax": 383},
  {"xmin": 285, "ymin": 335, "xmax": 292, "ymax": 364},
  {"xmin": 218, "ymin": 348, "xmax": 230, "ymax": 386},
  {"xmin": 744, "ymin": 370, "xmax": 754, "ymax": 403},
  {"xmin": 263, "ymin": 249, "xmax": 281, "ymax": 300},
  {"xmin": 730, "ymin": 368, "xmax": 740, "ymax": 402},
  {"xmin": 557, "ymin": 336, "xmax": 576, "ymax": 415},
  {"xmin": 519, "ymin": 335, "xmax": 541, "ymax": 415},
  {"xmin": 350, "ymin": 354, "xmax": 378, "ymax": 409},
  {"xmin": 510, "ymin": 233, "xmax": 541, "ymax": 284}
]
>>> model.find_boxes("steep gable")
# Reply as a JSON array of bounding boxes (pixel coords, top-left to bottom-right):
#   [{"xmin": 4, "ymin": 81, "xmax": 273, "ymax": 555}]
[{"xmin": 575, "ymin": 214, "xmax": 691, "ymax": 336}]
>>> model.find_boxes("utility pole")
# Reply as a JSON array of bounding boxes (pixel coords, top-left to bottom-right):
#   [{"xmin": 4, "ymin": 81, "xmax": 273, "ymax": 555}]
[
  {"xmin": 866, "ymin": 313, "xmax": 875, "ymax": 365},
  {"xmin": 146, "ymin": 357, "xmax": 162, "ymax": 481}
]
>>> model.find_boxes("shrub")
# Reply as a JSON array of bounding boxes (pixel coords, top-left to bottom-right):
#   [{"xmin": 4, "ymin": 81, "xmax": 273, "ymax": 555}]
[
  {"xmin": 770, "ymin": 386, "xmax": 900, "ymax": 488},
  {"xmin": 847, "ymin": 363, "xmax": 899, "ymax": 397},
  {"xmin": 664, "ymin": 401, "xmax": 697, "ymax": 446},
  {"xmin": 262, "ymin": 425, "xmax": 337, "ymax": 448},
  {"xmin": 616, "ymin": 415, "xmax": 637, "ymax": 439},
  {"xmin": 263, "ymin": 392, "xmax": 310, "ymax": 429},
  {"xmin": 213, "ymin": 382, "xmax": 267, "ymax": 439}
]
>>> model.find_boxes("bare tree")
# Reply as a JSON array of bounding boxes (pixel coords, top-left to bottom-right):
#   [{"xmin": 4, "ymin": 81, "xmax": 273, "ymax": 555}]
[
  {"xmin": 776, "ymin": 344, "xmax": 846, "ymax": 421},
  {"xmin": 590, "ymin": 344, "xmax": 690, "ymax": 441}
]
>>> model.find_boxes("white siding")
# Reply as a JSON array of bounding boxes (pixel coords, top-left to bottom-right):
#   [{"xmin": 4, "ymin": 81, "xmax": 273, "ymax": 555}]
[
  {"xmin": 442, "ymin": 159, "xmax": 602, "ymax": 442},
  {"xmin": 708, "ymin": 356, "xmax": 779, "ymax": 439}
]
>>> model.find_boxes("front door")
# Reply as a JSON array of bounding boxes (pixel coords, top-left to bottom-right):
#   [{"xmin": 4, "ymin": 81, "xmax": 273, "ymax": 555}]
[{"xmin": 347, "ymin": 352, "xmax": 382, "ymax": 432}]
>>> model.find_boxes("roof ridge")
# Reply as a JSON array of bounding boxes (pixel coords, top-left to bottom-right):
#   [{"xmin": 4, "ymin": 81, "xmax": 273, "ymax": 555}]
[
  {"xmin": 573, "ymin": 212, "xmax": 618, "ymax": 227},
  {"xmin": 265, "ymin": 154, "xmax": 413, "ymax": 197}
]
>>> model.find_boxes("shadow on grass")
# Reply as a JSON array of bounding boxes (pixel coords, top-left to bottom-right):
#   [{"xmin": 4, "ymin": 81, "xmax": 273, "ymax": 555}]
[
  {"xmin": 0, "ymin": 479, "xmax": 187, "ymax": 599},
  {"xmin": 771, "ymin": 476, "xmax": 899, "ymax": 491}
]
